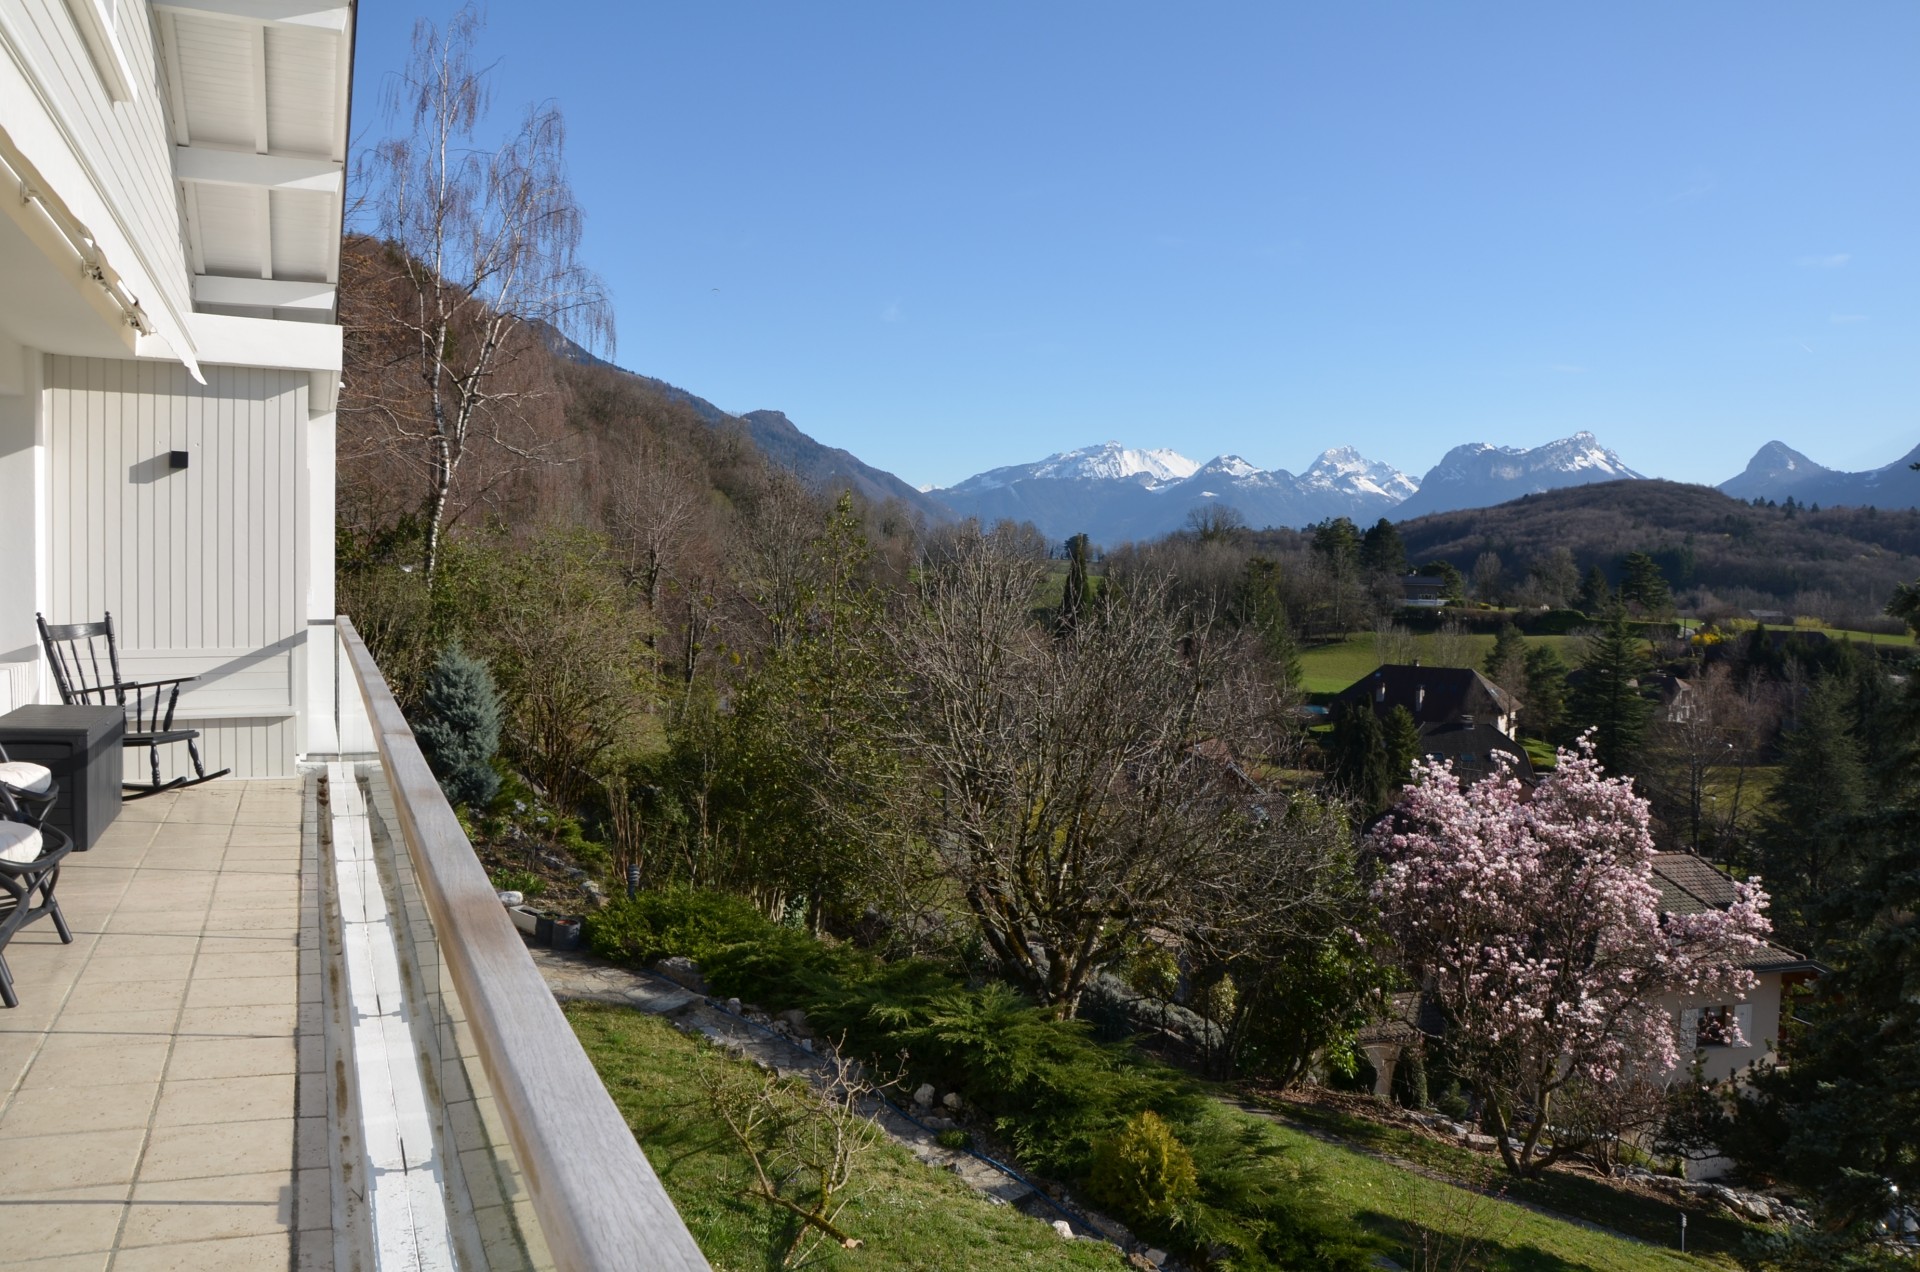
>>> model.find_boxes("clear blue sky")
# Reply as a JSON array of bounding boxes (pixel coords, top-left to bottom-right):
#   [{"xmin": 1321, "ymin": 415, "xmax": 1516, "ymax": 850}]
[{"xmin": 350, "ymin": 3, "xmax": 1919, "ymax": 491}]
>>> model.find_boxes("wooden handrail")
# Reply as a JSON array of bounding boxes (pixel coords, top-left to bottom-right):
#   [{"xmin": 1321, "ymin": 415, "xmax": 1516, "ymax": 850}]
[{"xmin": 335, "ymin": 616, "xmax": 708, "ymax": 1272}]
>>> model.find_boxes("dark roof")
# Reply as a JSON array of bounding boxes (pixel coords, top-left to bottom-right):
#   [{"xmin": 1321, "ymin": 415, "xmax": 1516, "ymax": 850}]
[
  {"xmin": 1418, "ymin": 721, "xmax": 1533, "ymax": 783},
  {"xmin": 1650, "ymin": 853, "xmax": 1819, "ymax": 974},
  {"xmin": 1335, "ymin": 664, "xmax": 1520, "ymax": 729}
]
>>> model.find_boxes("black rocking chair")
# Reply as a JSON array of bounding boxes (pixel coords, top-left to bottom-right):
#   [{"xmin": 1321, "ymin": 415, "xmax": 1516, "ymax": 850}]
[
  {"xmin": 0, "ymin": 789, "xmax": 74, "ymax": 1009},
  {"xmin": 37, "ymin": 612, "xmax": 230, "ymax": 797}
]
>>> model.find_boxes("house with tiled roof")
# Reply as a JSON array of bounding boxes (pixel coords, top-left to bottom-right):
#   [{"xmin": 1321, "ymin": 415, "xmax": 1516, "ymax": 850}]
[
  {"xmin": 1651, "ymin": 853, "xmax": 1822, "ymax": 1084},
  {"xmin": 1335, "ymin": 664, "xmax": 1531, "ymax": 782}
]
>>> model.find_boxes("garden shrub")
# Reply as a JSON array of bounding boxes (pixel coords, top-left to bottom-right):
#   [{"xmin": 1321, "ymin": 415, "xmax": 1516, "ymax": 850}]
[
  {"xmin": 1087, "ymin": 1111, "xmax": 1198, "ymax": 1227},
  {"xmin": 583, "ymin": 889, "xmax": 770, "ymax": 967}
]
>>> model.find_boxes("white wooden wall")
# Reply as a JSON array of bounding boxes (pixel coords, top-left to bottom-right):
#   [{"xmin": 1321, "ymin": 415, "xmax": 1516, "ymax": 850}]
[
  {"xmin": 0, "ymin": 0, "xmax": 195, "ymax": 326},
  {"xmin": 44, "ymin": 353, "xmax": 308, "ymax": 776}
]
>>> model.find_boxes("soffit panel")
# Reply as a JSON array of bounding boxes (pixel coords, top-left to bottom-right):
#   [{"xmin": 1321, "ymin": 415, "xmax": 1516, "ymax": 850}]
[
  {"xmin": 170, "ymin": 16, "xmax": 258, "ymax": 150},
  {"xmin": 191, "ymin": 182, "xmax": 265, "ymax": 276},
  {"xmin": 263, "ymin": 25, "xmax": 337, "ymax": 158},
  {"xmin": 268, "ymin": 188, "xmax": 332, "ymax": 281}
]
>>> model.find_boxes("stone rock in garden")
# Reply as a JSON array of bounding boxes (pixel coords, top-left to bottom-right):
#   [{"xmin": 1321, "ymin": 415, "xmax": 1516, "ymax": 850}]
[
  {"xmin": 724, "ymin": 998, "xmax": 742, "ymax": 1015},
  {"xmin": 1052, "ymin": 1220, "xmax": 1074, "ymax": 1240},
  {"xmin": 922, "ymin": 1115, "xmax": 953, "ymax": 1131},
  {"xmin": 776, "ymin": 1008, "xmax": 810, "ymax": 1034},
  {"xmin": 798, "ymin": 1038, "xmax": 813, "ymax": 1053},
  {"xmin": 496, "ymin": 890, "xmax": 523, "ymax": 906},
  {"xmin": 1144, "ymin": 1249, "xmax": 1167, "ymax": 1267},
  {"xmin": 913, "ymin": 1083, "xmax": 937, "ymax": 1109},
  {"xmin": 942, "ymin": 1091, "xmax": 964, "ymax": 1111},
  {"xmin": 655, "ymin": 956, "xmax": 707, "ymax": 995}
]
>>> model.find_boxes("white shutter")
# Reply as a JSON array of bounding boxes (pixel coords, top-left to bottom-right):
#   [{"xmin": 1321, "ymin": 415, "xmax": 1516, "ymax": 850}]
[
  {"xmin": 1734, "ymin": 1004, "xmax": 1754, "ymax": 1048},
  {"xmin": 1680, "ymin": 1008, "xmax": 1701, "ymax": 1051}
]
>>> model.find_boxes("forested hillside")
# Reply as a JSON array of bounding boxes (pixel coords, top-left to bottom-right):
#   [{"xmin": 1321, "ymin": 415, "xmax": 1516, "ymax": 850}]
[{"xmin": 1391, "ymin": 479, "xmax": 1920, "ymax": 628}]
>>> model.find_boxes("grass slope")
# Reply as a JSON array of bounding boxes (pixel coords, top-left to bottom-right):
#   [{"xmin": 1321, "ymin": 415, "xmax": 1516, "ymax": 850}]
[
  {"xmin": 570, "ymin": 1002, "xmax": 1733, "ymax": 1272},
  {"xmin": 568, "ymin": 1003, "xmax": 1120, "ymax": 1272},
  {"xmin": 1261, "ymin": 1097, "xmax": 1751, "ymax": 1269}
]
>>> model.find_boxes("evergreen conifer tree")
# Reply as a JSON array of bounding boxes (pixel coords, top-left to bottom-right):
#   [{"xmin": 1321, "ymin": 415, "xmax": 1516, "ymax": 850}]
[
  {"xmin": 1383, "ymin": 705, "xmax": 1421, "ymax": 790},
  {"xmin": 1568, "ymin": 609, "xmax": 1650, "ymax": 775},
  {"xmin": 1521, "ymin": 644, "xmax": 1568, "ymax": 741},
  {"xmin": 416, "ymin": 643, "xmax": 504, "ymax": 809},
  {"xmin": 1360, "ymin": 518, "xmax": 1408, "ymax": 577},
  {"xmin": 1758, "ymin": 676, "xmax": 1868, "ymax": 951},
  {"xmin": 1618, "ymin": 551, "xmax": 1673, "ymax": 615},
  {"xmin": 1574, "ymin": 566, "xmax": 1612, "ymax": 616},
  {"xmin": 1724, "ymin": 676, "xmax": 1920, "ymax": 1233},
  {"xmin": 1236, "ymin": 556, "xmax": 1303, "ymax": 690},
  {"xmin": 1483, "ymin": 624, "xmax": 1527, "ymax": 694},
  {"xmin": 1330, "ymin": 704, "xmax": 1392, "ymax": 812}
]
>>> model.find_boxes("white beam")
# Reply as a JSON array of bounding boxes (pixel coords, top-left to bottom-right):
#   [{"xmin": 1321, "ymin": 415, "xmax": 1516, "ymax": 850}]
[
  {"xmin": 174, "ymin": 146, "xmax": 342, "ymax": 194},
  {"xmin": 192, "ymin": 275, "xmax": 335, "ymax": 310},
  {"xmin": 152, "ymin": 1, "xmax": 351, "ymax": 32},
  {"xmin": 179, "ymin": 312, "xmax": 343, "ymax": 372}
]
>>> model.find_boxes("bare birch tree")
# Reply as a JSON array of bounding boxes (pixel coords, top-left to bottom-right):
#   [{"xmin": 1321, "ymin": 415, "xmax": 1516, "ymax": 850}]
[{"xmin": 365, "ymin": 6, "xmax": 612, "ymax": 583}]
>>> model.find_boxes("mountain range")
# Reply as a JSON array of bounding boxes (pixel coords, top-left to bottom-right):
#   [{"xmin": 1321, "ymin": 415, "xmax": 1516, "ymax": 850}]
[
  {"xmin": 929, "ymin": 433, "xmax": 1650, "ymax": 544},
  {"xmin": 1718, "ymin": 440, "xmax": 1920, "ymax": 510},
  {"xmin": 541, "ymin": 334, "xmax": 1918, "ymax": 543}
]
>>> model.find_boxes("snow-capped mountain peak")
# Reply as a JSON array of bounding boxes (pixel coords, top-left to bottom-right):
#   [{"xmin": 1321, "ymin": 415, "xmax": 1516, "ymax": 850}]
[
  {"xmin": 1198, "ymin": 454, "xmax": 1263, "ymax": 479},
  {"xmin": 1030, "ymin": 441, "xmax": 1199, "ymax": 484},
  {"xmin": 1394, "ymin": 432, "xmax": 1646, "ymax": 517},
  {"xmin": 1300, "ymin": 447, "xmax": 1421, "ymax": 502}
]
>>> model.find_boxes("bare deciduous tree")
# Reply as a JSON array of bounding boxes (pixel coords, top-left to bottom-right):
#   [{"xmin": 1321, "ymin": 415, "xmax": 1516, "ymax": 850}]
[
  {"xmin": 606, "ymin": 438, "xmax": 706, "ymax": 614},
  {"xmin": 1642, "ymin": 665, "xmax": 1781, "ymax": 853},
  {"xmin": 365, "ymin": 6, "xmax": 612, "ymax": 583},
  {"xmin": 1428, "ymin": 620, "xmax": 1476, "ymax": 671},
  {"xmin": 1375, "ymin": 617, "xmax": 1419, "ymax": 667},
  {"xmin": 897, "ymin": 525, "xmax": 1331, "ymax": 1014}
]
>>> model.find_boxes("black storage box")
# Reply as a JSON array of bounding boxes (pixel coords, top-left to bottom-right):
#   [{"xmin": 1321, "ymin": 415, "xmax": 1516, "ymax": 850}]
[{"xmin": 0, "ymin": 705, "xmax": 126, "ymax": 850}]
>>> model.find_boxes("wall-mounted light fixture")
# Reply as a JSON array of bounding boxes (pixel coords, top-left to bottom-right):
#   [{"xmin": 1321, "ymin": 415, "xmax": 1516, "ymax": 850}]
[{"xmin": 169, "ymin": 450, "xmax": 189, "ymax": 470}]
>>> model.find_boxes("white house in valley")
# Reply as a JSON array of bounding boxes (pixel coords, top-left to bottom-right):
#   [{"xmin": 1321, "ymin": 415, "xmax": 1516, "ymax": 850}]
[
  {"xmin": 0, "ymin": 0, "xmax": 348, "ymax": 777},
  {"xmin": 1652, "ymin": 852, "xmax": 1821, "ymax": 1085}
]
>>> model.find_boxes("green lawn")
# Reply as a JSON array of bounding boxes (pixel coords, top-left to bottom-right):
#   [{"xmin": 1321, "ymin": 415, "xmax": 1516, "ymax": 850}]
[
  {"xmin": 570, "ymin": 1002, "xmax": 1739, "ymax": 1272},
  {"xmin": 1299, "ymin": 631, "xmax": 1580, "ymax": 695},
  {"xmin": 568, "ymin": 1003, "xmax": 1121, "ymax": 1272},
  {"xmin": 1717, "ymin": 617, "xmax": 1915, "ymax": 647},
  {"xmin": 1259, "ymin": 1097, "xmax": 1753, "ymax": 1269}
]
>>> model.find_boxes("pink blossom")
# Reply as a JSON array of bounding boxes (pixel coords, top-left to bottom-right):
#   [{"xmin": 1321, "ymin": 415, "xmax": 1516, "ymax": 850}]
[{"xmin": 1365, "ymin": 740, "xmax": 1771, "ymax": 1172}]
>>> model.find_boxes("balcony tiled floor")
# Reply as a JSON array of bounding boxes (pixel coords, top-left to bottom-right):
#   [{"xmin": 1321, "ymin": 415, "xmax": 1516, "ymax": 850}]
[{"xmin": 0, "ymin": 780, "xmax": 325, "ymax": 1271}]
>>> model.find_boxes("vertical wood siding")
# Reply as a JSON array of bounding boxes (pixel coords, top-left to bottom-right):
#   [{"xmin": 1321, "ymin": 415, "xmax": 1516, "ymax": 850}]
[
  {"xmin": 122, "ymin": 714, "xmax": 295, "ymax": 783},
  {"xmin": 47, "ymin": 354, "xmax": 306, "ymax": 775}
]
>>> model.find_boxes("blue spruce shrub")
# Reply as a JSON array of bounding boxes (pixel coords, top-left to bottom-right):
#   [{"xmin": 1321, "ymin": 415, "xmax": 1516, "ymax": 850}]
[{"xmin": 415, "ymin": 644, "xmax": 502, "ymax": 809}]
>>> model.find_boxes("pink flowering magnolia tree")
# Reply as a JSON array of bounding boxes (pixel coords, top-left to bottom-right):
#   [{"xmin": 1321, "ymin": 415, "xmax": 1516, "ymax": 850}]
[{"xmin": 1366, "ymin": 740, "xmax": 1771, "ymax": 1176}]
